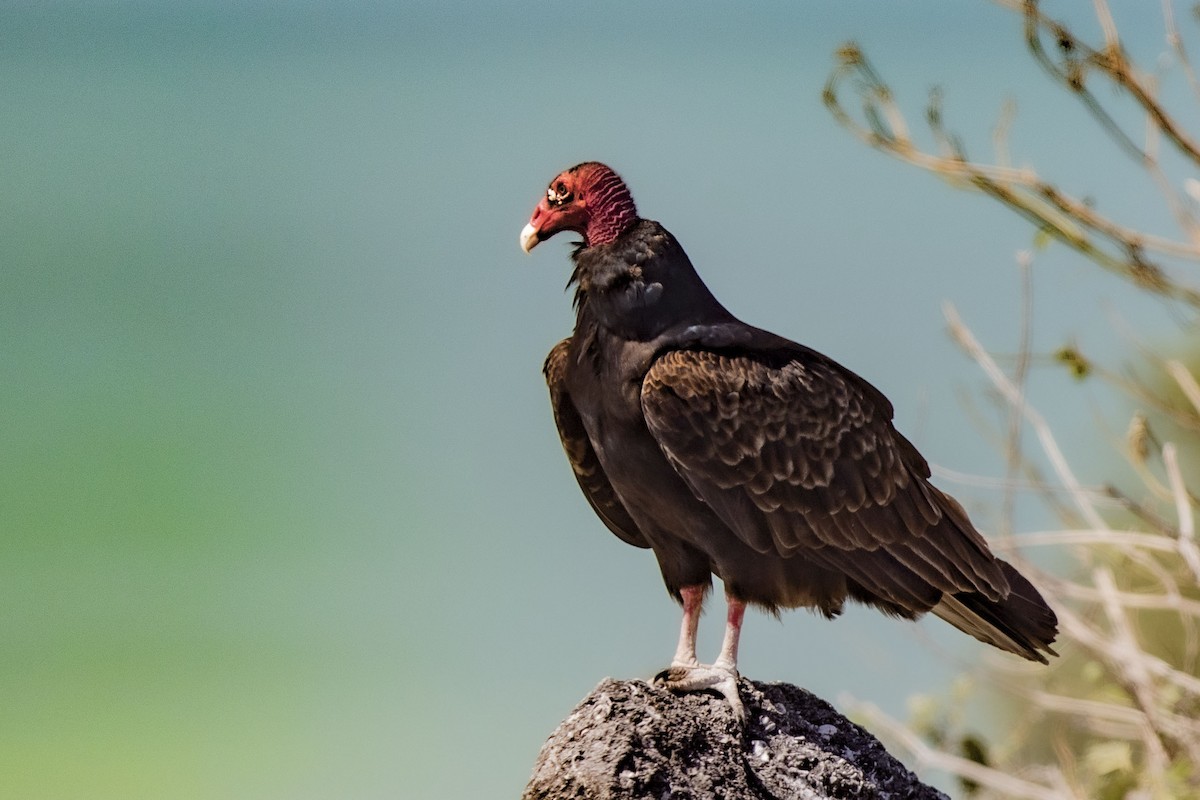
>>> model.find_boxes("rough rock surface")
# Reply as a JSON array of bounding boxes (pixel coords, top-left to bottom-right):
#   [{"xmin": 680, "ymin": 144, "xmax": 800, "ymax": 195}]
[{"xmin": 522, "ymin": 678, "xmax": 947, "ymax": 800}]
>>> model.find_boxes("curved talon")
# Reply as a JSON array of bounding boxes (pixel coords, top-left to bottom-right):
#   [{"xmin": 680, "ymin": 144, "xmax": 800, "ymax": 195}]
[
  {"xmin": 653, "ymin": 664, "xmax": 699, "ymax": 684},
  {"xmin": 656, "ymin": 663, "xmax": 746, "ymax": 724}
]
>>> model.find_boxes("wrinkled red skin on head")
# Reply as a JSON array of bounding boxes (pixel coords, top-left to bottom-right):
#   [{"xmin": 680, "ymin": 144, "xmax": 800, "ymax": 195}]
[
  {"xmin": 525, "ymin": 162, "xmax": 638, "ymax": 248},
  {"xmin": 526, "ymin": 184, "xmax": 589, "ymax": 242}
]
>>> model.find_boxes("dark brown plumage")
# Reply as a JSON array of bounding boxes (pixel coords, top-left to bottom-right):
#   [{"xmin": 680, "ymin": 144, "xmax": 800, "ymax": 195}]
[{"xmin": 522, "ymin": 162, "xmax": 1057, "ymax": 720}]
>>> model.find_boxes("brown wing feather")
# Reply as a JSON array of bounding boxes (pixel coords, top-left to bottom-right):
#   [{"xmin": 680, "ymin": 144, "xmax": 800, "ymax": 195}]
[
  {"xmin": 544, "ymin": 339, "xmax": 649, "ymax": 549},
  {"xmin": 641, "ymin": 348, "xmax": 1008, "ymax": 608}
]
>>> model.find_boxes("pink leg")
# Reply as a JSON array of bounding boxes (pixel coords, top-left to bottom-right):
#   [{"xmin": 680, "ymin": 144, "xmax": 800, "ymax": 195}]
[
  {"xmin": 714, "ymin": 595, "xmax": 745, "ymax": 671},
  {"xmin": 656, "ymin": 588, "xmax": 747, "ymax": 724},
  {"xmin": 671, "ymin": 585, "xmax": 706, "ymax": 667}
]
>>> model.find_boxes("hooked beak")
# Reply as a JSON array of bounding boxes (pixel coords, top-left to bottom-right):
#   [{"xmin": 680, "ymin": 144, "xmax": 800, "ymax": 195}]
[{"xmin": 519, "ymin": 222, "xmax": 540, "ymax": 254}]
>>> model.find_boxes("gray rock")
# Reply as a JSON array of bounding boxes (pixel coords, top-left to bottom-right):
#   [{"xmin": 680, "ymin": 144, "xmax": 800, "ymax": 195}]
[{"xmin": 522, "ymin": 678, "xmax": 948, "ymax": 800}]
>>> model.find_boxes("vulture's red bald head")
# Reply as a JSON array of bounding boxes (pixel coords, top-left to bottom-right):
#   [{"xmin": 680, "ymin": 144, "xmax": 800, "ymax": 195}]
[{"xmin": 520, "ymin": 162, "xmax": 638, "ymax": 253}]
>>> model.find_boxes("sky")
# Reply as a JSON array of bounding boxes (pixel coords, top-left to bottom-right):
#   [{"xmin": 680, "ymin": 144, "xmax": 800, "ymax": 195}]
[{"xmin": 0, "ymin": 2, "xmax": 1192, "ymax": 798}]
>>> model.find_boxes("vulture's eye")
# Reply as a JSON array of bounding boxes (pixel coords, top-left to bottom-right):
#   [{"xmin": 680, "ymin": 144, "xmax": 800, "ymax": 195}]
[{"xmin": 547, "ymin": 182, "xmax": 571, "ymax": 206}]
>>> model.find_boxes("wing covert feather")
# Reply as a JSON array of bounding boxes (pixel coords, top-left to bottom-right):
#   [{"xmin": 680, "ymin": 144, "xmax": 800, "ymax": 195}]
[{"xmin": 642, "ymin": 348, "xmax": 1008, "ymax": 600}]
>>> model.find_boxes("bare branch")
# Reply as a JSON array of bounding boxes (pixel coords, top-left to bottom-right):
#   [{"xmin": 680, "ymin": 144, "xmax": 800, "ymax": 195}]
[
  {"xmin": 1167, "ymin": 360, "xmax": 1200, "ymax": 418},
  {"xmin": 1005, "ymin": 0, "xmax": 1200, "ymax": 167},
  {"xmin": 944, "ymin": 304, "xmax": 1109, "ymax": 530},
  {"xmin": 1163, "ymin": 0, "xmax": 1200, "ymax": 105},
  {"xmin": 827, "ymin": 7, "xmax": 1200, "ymax": 793},
  {"xmin": 1002, "ymin": 252, "xmax": 1036, "ymax": 541},
  {"xmin": 824, "ymin": 43, "xmax": 1200, "ymax": 308},
  {"xmin": 849, "ymin": 700, "xmax": 1065, "ymax": 800},
  {"xmin": 1163, "ymin": 442, "xmax": 1200, "ymax": 582}
]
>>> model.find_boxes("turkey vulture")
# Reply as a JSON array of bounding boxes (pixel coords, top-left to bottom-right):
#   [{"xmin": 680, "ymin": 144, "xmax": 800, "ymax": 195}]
[{"xmin": 520, "ymin": 161, "xmax": 1057, "ymax": 720}]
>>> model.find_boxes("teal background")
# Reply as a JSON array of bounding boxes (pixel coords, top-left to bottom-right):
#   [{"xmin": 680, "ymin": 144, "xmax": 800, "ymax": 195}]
[{"xmin": 1, "ymin": 2, "xmax": 1181, "ymax": 797}]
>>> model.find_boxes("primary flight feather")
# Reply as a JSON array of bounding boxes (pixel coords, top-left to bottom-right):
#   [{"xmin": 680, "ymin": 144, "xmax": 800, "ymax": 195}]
[{"xmin": 522, "ymin": 161, "xmax": 1057, "ymax": 720}]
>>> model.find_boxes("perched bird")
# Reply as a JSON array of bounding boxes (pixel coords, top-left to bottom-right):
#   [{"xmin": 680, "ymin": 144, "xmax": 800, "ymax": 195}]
[{"xmin": 521, "ymin": 161, "xmax": 1057, "ymax": 720}]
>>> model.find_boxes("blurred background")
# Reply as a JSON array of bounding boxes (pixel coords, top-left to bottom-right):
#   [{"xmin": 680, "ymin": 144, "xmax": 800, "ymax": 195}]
[{"xmin": 1, "ymin": 2, "xmax": 1183, "ymax": 797}]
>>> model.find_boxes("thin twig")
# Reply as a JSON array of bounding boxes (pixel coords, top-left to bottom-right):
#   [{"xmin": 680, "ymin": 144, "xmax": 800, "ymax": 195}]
[
  {"xmin": 850, "ymin": 700, "xmax": 1065, "ymax": 800},
  {"xmin": 1163, "ymin": 442, "xmax": 1200, "ymax": 584},
  {"xmin": 1001, "ymin": 251, "xmax": 1036, "ymax": 542},
  {"xmin": 995, "ymin": 529, "xmax": 1183, "ymax": 552},
  {"xmin": 1049, "ymin": 574, "xmax": 1200, "ymax": 619},
  {"xmin": 825, "ymin": 48, "xmax": 1200, "ymax": 308},
  {"xmin": 1167, "ymin": 360, "xmax": 1200, "ymax": 418},
  {"xmin": 1163, "ymin": 0, "xmax": 1200, "ymax": 105},
  {"xmin": 1006, "ymin": 0, "xmax": 1200, "ymax": 167},
  {"xmin": 930, "ymin": 466, "xmax": 1123, "ymax": 505},
  {"xmin": 1050, "ymin": 600, "xmax": 1200, "ymax": 699},
  {"xmin": 944, "ymin": 304, "xmax": 1109, "ymax": 530},
  {"xmin": 1094, "ymin": 567, "xmax": 1172, "ymax": 785}
]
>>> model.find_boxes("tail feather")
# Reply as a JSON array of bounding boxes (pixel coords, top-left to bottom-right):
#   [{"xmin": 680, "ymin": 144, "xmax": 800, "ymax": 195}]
[{"xmin": 932, "ymin": 560, "xmax": 1058, "ymax": 663}]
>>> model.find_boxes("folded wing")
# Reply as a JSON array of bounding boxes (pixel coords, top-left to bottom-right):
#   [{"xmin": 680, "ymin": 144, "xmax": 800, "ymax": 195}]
[
  {"xmin": 641, "ymin": 347, "xmax": 1012, "ymax": 618},
  {"xmin": 545, "ymin": 339, "xmax": 649, "ymax": 549}
]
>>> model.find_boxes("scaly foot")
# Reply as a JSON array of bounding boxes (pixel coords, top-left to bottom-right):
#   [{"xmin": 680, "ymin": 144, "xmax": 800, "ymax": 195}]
[{"xmin": 654, "ymin": 662, "xmax": 745, "ymax": 724}]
